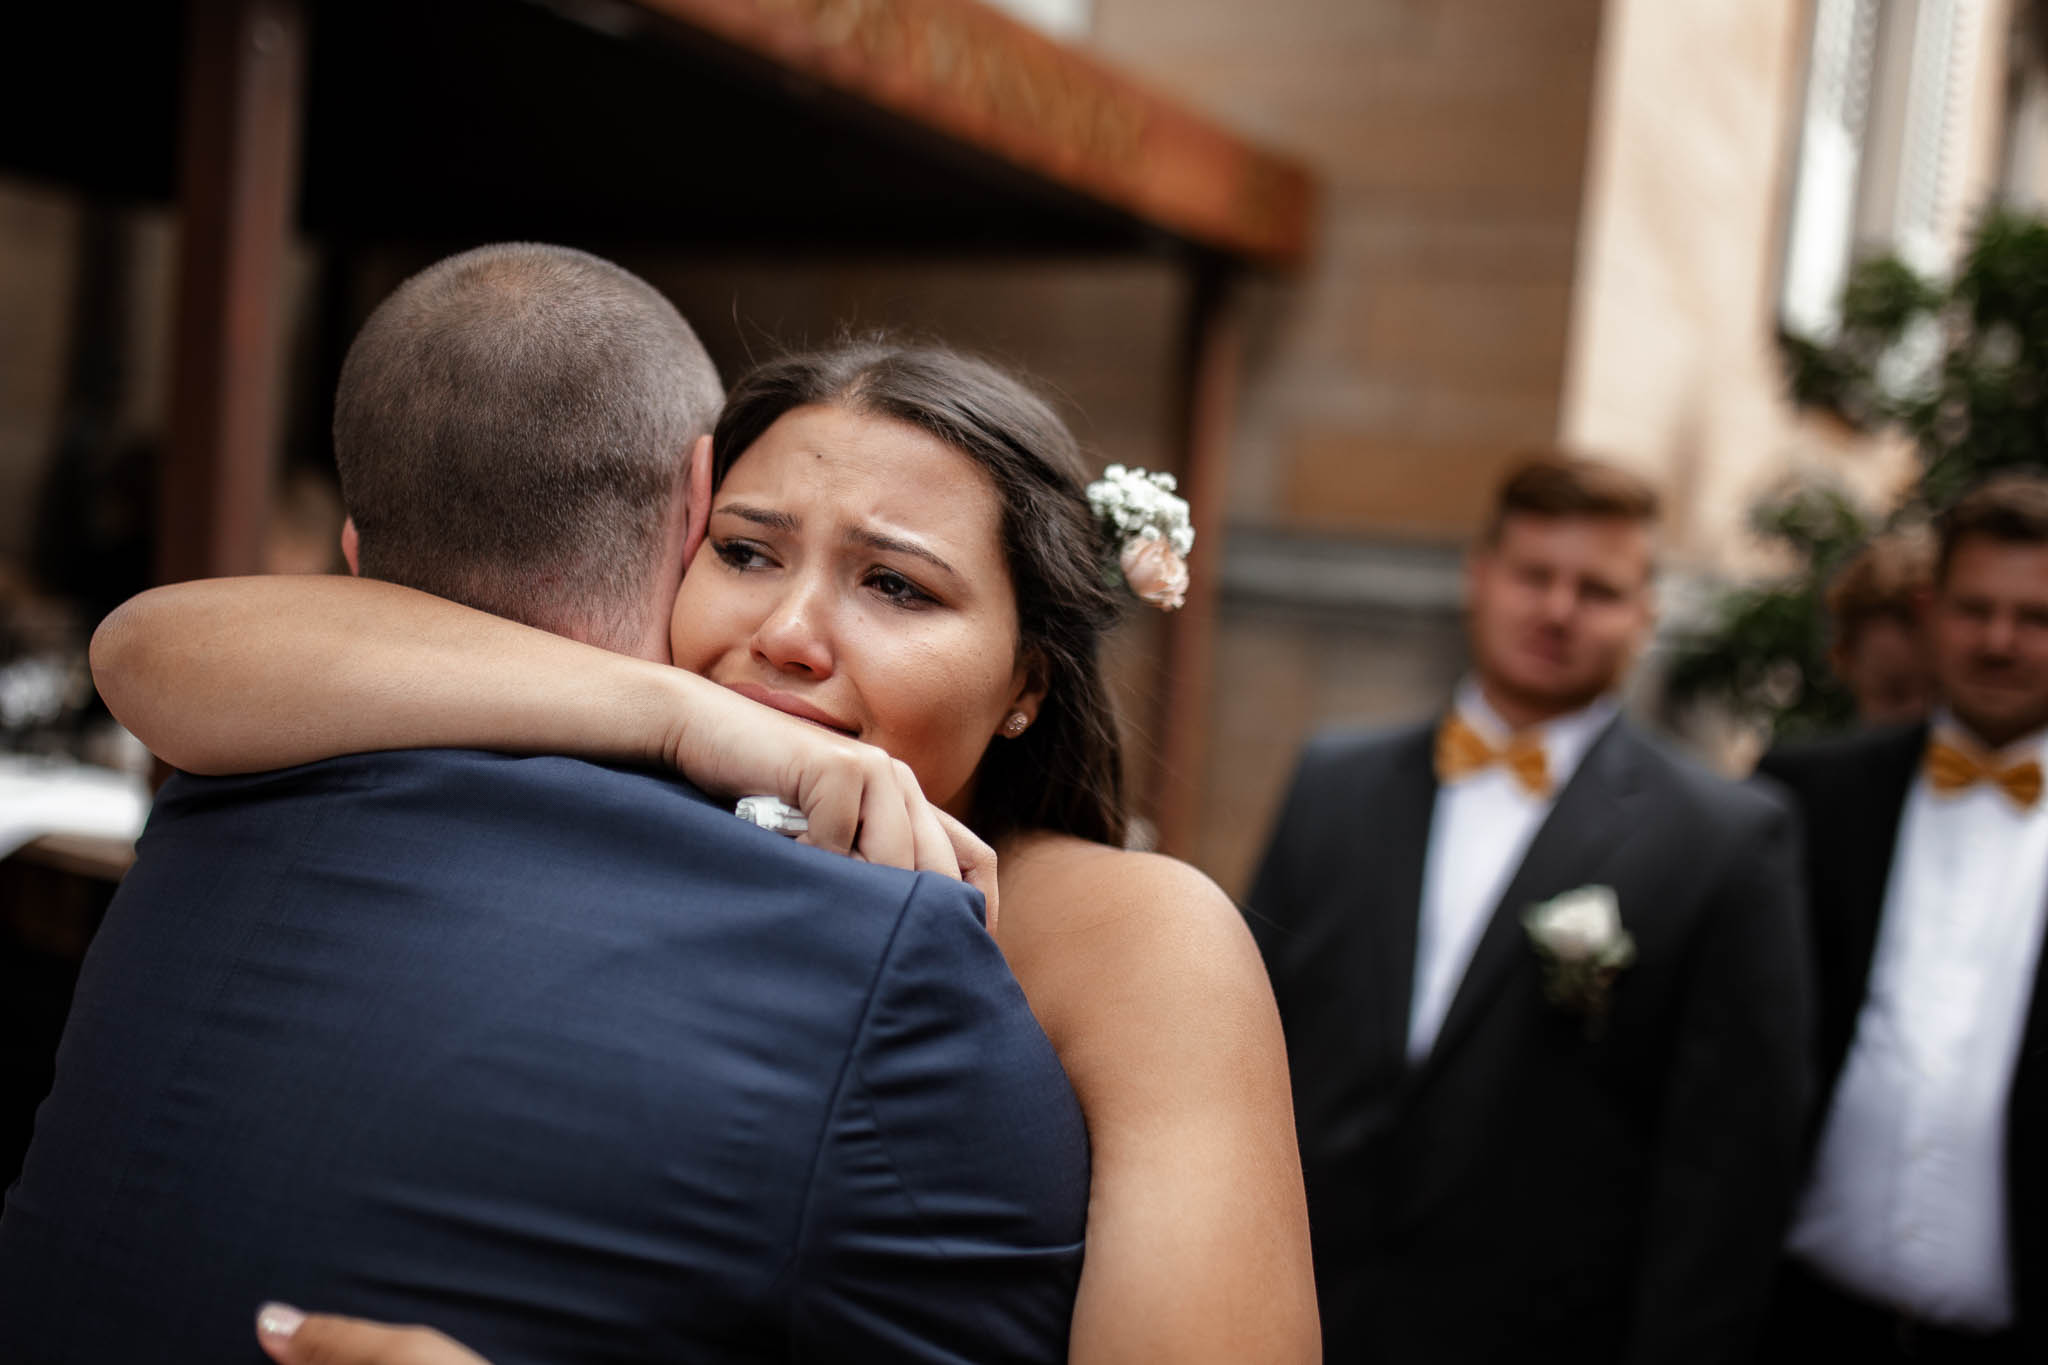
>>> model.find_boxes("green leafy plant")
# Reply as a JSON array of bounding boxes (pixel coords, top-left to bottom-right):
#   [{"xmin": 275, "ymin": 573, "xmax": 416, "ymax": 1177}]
[
  {"xmin": 1669, "ymin": 207, "xmax": 2048, "ymax": 736},
  {"xmin": 1665, "ymin": 479, "xmax": 1867, "ymax": 738}
]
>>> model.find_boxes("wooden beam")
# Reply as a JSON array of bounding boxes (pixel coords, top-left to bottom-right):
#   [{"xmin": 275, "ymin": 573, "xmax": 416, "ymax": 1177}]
[
  {"xmin": 1154, "ymin": 267, "xmax": 1243, "ymax": 858},
  {"xmin": 160, "ymin": 0, "xmax": 305, "ymax": 584},
  {"xmin": 619, "ymin": 0, "xmax": 1317, "ymax": 267}
]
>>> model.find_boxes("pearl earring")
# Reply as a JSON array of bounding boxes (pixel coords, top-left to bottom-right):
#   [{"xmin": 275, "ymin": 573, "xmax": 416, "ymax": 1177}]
[{"xmin": 1002, "ymin": 712, "xmax": 1030, "ymax": 737}]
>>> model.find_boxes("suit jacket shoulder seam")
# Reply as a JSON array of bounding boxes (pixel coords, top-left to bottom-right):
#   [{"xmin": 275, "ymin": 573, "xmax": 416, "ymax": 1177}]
[{"xmin": 781, "ymin": 872, "xmax": 926, "ymax": 1353}]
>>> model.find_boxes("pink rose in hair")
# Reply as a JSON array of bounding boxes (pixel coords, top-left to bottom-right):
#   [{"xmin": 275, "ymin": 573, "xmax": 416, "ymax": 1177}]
[{"xmin": 1120, "ymin": 536, "xmax": 1189, "ymax": 611}]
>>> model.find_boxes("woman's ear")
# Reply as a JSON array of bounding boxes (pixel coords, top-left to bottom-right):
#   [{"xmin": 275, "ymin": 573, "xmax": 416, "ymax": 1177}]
[
  {"xmin": 1000, "ymin": 650, "xmax": 1050, "ymax": 735},
  {"xmin": 340, "ymin": 518, "xmax": 360, "ymax": 576}
]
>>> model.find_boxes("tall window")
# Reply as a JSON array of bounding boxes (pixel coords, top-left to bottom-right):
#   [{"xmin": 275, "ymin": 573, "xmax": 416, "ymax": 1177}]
[{"xmin": 1780, "ymin": 0, "xmax": 1982, "ymax": 337}]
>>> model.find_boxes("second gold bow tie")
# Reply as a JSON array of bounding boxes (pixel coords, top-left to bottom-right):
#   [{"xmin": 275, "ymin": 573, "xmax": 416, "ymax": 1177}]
[
  {"xmin": 1436, "ymin": 712, "xmax": 1551, "ymax": 798},
  {"xmin": 1925, "ymin": 738, "xmax": 2043, "ymax": 808}
]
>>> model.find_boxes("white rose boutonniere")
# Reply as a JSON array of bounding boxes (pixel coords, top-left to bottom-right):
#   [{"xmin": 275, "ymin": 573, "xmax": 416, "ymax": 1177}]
[{"xmin": 1522, "ymin": 884, "xmax": 1635, "ymax": 1040}]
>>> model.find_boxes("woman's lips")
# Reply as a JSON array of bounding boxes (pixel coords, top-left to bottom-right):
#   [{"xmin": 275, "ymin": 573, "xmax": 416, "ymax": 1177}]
[{"xmin": 724, "ymin": 681, "xmax": 860, "ymax": 737}]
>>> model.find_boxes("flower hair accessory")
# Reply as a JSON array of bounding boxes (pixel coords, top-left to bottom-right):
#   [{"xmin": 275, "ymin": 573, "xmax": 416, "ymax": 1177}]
[{"xmin": 1086, "ymin": 465, "xmax": 1194, "ymax": 611}]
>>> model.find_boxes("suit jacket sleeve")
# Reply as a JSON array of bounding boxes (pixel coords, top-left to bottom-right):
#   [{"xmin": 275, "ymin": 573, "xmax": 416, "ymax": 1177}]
[
  {"xmin": 1624, "ymin": 790, "xmax": 1816, "ymax": 1364},
  {"xmin": 1246, "ymin": 739, "xmax": 1329, "ymax": 985},
  {"xmin": 787, "ymin": 874, "xmax": 1088, "ymax": 1363}
]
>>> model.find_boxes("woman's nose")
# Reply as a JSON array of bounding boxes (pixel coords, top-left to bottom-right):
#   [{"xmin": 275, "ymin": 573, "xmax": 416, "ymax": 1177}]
[{"xmin": 750, "ymin": 580, "xmax": 836, "ymax": 678}]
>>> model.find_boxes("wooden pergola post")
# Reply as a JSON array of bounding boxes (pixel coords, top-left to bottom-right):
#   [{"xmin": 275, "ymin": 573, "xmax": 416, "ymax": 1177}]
[
  {"xmin": 1153, "ymin": 264, "xmax": 1244, "ymax": 858},
  {"xmin": 159, "ymin": 0, "xmax": 305, "ymax": 584}
]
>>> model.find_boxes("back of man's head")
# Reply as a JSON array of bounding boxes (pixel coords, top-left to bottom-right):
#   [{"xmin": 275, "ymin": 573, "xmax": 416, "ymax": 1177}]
[{"xmin": 334, "ymin": 244, "xmax": 722, "ymax": 651}]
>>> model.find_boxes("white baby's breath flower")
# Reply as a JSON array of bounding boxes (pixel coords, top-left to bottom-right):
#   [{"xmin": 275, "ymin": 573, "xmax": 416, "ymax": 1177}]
[{"xmin": 1087, "ymin": 465, "xmax": 1195, "ymax": 557}]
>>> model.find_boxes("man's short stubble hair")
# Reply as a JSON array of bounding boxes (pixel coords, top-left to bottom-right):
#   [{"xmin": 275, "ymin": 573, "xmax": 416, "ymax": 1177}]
[
  {"xmin": 1936, "ymin": 472, "xmax": 2048, "ymax": 584},
  {"xmin": 333, "ymin": 243, "xmax": 723, "ymax": 651},
  {"xmin": 1482, "ymin": 453, "xmax": 1661, "ymax": 545}
]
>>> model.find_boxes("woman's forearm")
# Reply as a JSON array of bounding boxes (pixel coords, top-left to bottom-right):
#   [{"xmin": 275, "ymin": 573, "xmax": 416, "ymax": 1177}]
[
  {"xmin": 90, "ymin": 577, "xmax": 690, "ymax": 775},
  {"xmin": 89, "ymin": 576, "xmax": 991, "ymax": 888}
]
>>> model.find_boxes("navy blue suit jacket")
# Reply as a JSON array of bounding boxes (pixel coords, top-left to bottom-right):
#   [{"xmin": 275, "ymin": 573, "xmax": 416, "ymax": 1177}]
[{"xmin": 0, "ymin": 750, "xmax": 1088, "ymax": 1363}]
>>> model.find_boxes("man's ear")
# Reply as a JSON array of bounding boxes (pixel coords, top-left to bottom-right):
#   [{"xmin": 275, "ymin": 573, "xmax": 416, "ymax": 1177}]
[
  {"xmin": 1462, "ymin": 544, "xmax": 1488, "ymax": 613},
  {"xmin": 681, "ymin": 434, "xmax": 713, "ymax": 567},
  {"xmin": 340, "ymin": 518, "xmax": 361, "ymax": 576}
]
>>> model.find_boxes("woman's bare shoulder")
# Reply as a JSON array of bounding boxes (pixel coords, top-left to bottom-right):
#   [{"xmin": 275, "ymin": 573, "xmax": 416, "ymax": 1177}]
[
  {"xmin": 995, "ymin": 833, "xmax": 1272, "ymax": 1046},
  {"xmin": 999, "ymin": 833, "xmax": 1241, "ymax": 936}
]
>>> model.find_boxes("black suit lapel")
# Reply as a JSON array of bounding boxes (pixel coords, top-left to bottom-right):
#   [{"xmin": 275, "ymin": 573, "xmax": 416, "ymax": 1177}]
[
  {"xmin": 1354, "ymin": 724, "xmax": 1438, "ymax": 1078},
  {"xmin": 2011, "ymin": 911, "xmax": 2048, "ymax": 1325},
  {"xmin": 1831, "ymin": 724, "xmax": 1925, "ymax": 1027},
  {"xmin": 2016, "ymin": 939, "xmax": 2048, "ymax": 1111},
  {"xmin": 1413, "ymin": 717, "xmax": 1640, "ymax": 1086}
]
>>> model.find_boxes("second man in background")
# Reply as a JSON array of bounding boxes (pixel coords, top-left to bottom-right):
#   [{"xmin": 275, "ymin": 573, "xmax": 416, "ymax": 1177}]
[{"xmin": 1249, "ymin": 454, "xmax": 1814, "ymax": 1364}]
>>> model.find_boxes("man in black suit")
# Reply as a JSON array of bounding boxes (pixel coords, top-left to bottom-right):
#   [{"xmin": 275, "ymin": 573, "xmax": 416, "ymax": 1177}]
[
  {"xmin": 0, "ymin": 245, "xmax": 1088, "ymax": 1363},
  {"xmin": 1758, "ymin": 474, "xmax": 2048, "ymax": 1363},
  {"xmin": 1249, "ymin": 454, "xmax": 1812, "ymax": 1363}
]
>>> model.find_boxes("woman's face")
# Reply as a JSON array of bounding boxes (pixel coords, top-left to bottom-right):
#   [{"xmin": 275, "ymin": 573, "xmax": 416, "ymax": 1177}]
[{"xmin": 670, "ymin": 403, "xmax": 1041, "ymax": 817}]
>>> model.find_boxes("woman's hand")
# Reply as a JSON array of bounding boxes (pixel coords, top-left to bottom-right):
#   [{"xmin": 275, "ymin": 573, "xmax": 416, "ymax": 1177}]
[
  {"xmin": 256, "ymin": 1304, "xmax": 489, "ymax": 1365},
  {"xmin": 665, "ymin": 679, "xmax": 998, "ymax": 924}
]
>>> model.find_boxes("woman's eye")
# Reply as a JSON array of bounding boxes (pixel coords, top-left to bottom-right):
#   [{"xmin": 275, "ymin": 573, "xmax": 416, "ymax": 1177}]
[
  {"xmin": 866, "ymin": 568, "xmax": 933, "ymax": 607},
  {"xmin": 712, "ymin": 539, "xmax": 773, "ymax": 571}
]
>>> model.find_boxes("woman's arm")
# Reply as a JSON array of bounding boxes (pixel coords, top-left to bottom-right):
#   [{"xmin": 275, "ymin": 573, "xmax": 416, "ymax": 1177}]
[
  {"xmin": 996, "ymin": 842, "xmax": 1320, "ymax": 1364},
  {"xmin": 94, "ymin": 577, "xmax": 705, "ymax": 777},
  {"xmin": 92, "ymin": 577, "xmax": 990, "ymax": 895}
]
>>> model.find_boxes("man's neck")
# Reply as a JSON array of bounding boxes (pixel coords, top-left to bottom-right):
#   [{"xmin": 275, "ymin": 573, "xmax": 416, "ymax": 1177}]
[
  {"xmin": 619, "ymin": 614, "xmax": 675, "ymax": 665},
  {"xmin": 549, "ymin": 608, "xmax": 671, "ymax": 665},
  {"xmin": 1474, "ymin": 676, "xmax": 1598, "ymax": 733},
  {"xmin": 1944, "ymin": 708, "xmax": 2047, "ymax": 756}
]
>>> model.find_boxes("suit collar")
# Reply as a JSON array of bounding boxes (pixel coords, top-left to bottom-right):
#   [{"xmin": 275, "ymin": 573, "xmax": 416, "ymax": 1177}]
[
  {"xmin": 1836, "ymin": 722, "xmax": 1930, "ymax": 993},
  {"xmin": 1357, "ymin": 724, "xmax": 1438, "ymax": 1080}
]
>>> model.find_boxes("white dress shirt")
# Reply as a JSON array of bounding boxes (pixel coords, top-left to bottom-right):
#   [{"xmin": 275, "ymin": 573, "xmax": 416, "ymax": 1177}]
[
  {"xmin": 1406, "ymin": 681, "xmax": 1618, "ymax": 1063},
  {"xmin": 1787, "ymin": 717, "xmax": 2048, "ymax": 1329}
]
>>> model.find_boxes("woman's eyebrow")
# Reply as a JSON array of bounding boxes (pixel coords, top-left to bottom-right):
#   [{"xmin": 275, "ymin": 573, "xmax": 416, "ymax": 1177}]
[
  {"xmin": 848, "ymin": 528, "xmax": 957, "ymax": 579},
  {"xmin": 713, "ymin": 503, "xmax": 798, "ymax": 532}
]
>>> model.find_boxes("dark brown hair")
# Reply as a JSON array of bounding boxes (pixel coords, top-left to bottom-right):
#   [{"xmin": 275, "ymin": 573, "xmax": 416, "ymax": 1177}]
[
  {"xmin": 1827, "ymin": 531, "xmax": 1933, "ymax": 646},
  {"xmin": 712, "ymin": 341, "xmax": 1128, "ymax": 847},
  {"xmin": 334, "ymin": 244, "xmax": 723, "ymax": 651},
  {"xmin": 1937, "ymin": 473, "xmax": 2048, "ymax": 583},
  {"xmin": 1483, "ymin": 452, "xmax": 1661, "ymax": 544}
]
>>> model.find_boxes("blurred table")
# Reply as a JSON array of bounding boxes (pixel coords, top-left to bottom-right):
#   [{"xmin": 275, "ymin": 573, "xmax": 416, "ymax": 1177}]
[
  {"xmin": 1, "ymin": 757, "xmax": 146, "ymax": 1188},
  {"xmin": 14, "ymin": 831, "xmax": 137, "ymax": 883}
]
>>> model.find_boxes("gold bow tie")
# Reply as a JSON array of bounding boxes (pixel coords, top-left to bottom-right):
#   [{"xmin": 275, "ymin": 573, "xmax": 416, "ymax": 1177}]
[
  {"xmin": 1925, "ymin": 738, "xmax": 2044, "ymax": 808},
  {"xmin": 1436, "ymin": 712, "xmax": 1551, "ymax": 798}
]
